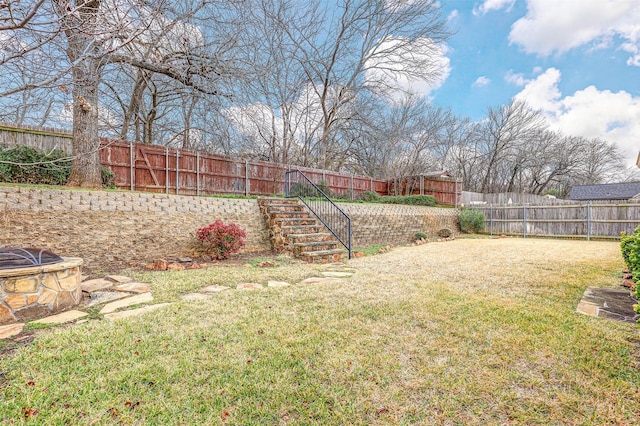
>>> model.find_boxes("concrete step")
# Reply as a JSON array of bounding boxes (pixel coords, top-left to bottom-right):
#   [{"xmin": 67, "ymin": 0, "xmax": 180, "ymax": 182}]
[
  {"xmin": 267, "ymin": 212, "xmax": 312, "ymax": 219},
  {"xmin": 264, "ymin": 204, "xmax": 307, "ymax": 213},
  {"xmin": 281, "ymin": 224, "xmax": 325, "ymax": 234},
  {"xmin": 286, "ymin": 233, "xmax": 334, "ymax": 243},
  {"xmin": 271, "ymin": 217, "xmax": 318, "ymax": 227},
  {"xmin": 293, "ymin": 241, "xmax": 340, "ymax": 254},
  {"xmin": 258, "ymin": 198, "xmax": 300, "ymax": 206},
  {"xmin": 298, "ymin": 248, "xmax": 345, "ymax": 263}
]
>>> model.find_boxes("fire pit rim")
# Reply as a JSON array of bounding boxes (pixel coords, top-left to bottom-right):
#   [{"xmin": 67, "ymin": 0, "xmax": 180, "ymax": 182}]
[{"xmin": 0, "ymin": 257, "xmax": 83, "ymax": 278}]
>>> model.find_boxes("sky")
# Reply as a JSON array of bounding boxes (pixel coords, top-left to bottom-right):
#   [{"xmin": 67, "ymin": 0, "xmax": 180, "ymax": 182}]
[{"xmin": 423, "ymin": 0, "xmax": 640, "ymax": 168}]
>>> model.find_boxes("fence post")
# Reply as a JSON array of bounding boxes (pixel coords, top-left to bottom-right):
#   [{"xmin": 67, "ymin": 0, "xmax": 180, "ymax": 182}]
[
  {"xmin": 165, "ymin": 147, "xmax": 169, "ymax": 194},
  {"xmin": 490, "ymin": 205, "xmax": 493, "ymax": 236},
  {"xmin": 350, "ymin": 174, "xmax": 354, "ymax": 200},
  {"xmin": 420, "ymin": 175, "xmax": 424, "ymax": 195},
  {"xmin": 587, "ymin": 202, "xmax": 591, "ymax": 241},
  {"xmin": 196, "ymin": 151, "xmax": 200, "ymax": 196},
  {"xmin": 245, "ymin": 159, "xmax": 250, "ymax": 196},
  {"xmin": 175, "ymin": 149, "xmax": 179, "ymax": 195},
  {"xmin": 523, "ymin": 205, "xmax": 527, "ymax": 238},
  {"xmin": 129, "ymin": 140, "xmax": 134, "ymax": 191}
]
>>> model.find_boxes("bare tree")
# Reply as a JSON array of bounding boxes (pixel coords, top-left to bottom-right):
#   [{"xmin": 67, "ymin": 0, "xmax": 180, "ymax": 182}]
[{"xmin": 0, "ymin": 0, "xmax": 239, "ymax": 187}]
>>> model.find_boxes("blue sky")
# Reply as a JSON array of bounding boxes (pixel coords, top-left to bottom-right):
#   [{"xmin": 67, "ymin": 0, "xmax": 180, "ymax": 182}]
[{"xmin": 426, "ymin": 0, "xmax": 640, "ymax": 167}]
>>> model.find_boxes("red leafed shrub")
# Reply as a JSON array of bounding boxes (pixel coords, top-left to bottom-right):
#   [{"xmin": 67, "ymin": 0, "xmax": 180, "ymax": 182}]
[{"xmin": 196, "ymin": 220, "xmax": 247, "ymax": 260}]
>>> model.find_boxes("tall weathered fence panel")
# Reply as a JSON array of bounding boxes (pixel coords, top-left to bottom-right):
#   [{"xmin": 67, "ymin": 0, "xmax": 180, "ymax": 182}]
[
  {"xmin": 3, "ymin": 122, "xmax": 464, "ymax": 204},
  {"xmin": 475, "ymin": 202, "xmax": 640, "ymax": 239},
  {"xmin": 97, "ymin": 140, "xmax": 391, "ymax": 198},
  {"xmin": 0, "ymin": 122, "xmax": 73, "ymax": 152}
]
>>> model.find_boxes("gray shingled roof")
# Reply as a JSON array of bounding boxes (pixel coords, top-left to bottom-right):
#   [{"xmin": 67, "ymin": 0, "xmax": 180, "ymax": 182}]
[{"xmin": 569, "ymin": 181, "xmax": 640, "ymax": 200}]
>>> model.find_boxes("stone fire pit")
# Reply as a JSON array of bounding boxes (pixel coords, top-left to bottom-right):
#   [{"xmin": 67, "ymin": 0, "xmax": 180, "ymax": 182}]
[{"xmin": 0, "ymin": 256, "xmax": 83, "ymax": 324}]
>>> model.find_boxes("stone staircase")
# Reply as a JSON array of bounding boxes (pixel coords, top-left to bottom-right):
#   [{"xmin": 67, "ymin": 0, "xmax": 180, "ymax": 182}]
[{"xmin": 258, "ymin": 198, "xmax": 345, "ymax": 263}]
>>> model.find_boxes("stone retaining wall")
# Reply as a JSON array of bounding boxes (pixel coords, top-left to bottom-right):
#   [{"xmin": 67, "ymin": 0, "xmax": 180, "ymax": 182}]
[
  {"xmin": 339, "ymin": 203, "xmax": 460, "ymax": 247},
  {"xmin": 0, "ymin": 186, "xmax": 460, "ymax": 270},
  {"xmin": 0, "ymin": 186, "xmax": 271, "ymax": 271}
]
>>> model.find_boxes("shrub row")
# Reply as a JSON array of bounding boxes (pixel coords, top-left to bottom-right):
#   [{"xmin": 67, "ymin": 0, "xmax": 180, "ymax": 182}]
[
  {"xmin": 620, "ymin": 226, "xmax": 640, "ymax": 312},
  {"xmin": 0, "ymin": 144, "xmax": 115, "ymax": 188}
]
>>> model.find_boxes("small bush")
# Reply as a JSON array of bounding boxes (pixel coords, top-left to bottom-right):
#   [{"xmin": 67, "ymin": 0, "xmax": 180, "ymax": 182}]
[
  {"xmin": 195, "ymin": 220, "xmax": 246, "ymax": 260},
  {"xmin": 437, "ymin": 228, "xmax": 452, "ymax": 238},
  {"xmin": 414, "ymin": 232, "xmax": 428, "ymax": 241},
  {"xmin": 0, "ymin": 144, "xmax": 71, "ymax": 185},
  {"xmin": 359, "ymin": 190, "xmax": 381, "ymax": 203},
  {"xmin": 101, "ymin": 166, "xmax": 116, "ymax": 189},
  {"xmin": 459, "ymin": 209, "xmax": 485, "ymax": 233},
  {"xmin": 620, "ymin": 227, "xmax": 640, "ymax": 310}
]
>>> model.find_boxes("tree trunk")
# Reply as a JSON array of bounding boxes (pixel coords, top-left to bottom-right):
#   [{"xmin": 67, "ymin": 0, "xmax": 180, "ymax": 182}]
[{"xmin": 66, "ymin": 56, "xmax": 102, "ymax": 188}]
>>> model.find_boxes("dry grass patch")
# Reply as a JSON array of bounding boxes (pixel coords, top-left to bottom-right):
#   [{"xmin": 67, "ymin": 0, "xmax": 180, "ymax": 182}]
[{"xmin": 1, "ymin": 239, "xmax": 639, "ymax": 424}]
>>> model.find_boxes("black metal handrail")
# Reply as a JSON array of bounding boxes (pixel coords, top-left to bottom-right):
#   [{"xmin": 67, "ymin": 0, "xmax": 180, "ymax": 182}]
[{"xmin": 285, "ymin": 170, "xmax": 352, "ymax": 259}]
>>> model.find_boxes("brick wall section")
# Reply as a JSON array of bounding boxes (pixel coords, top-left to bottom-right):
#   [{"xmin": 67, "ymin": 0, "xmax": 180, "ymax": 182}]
[
  {"xmin": 0, "ymin": 187, "xmax": 271, "ymax": 270},
  {"xmin": 0, "ymin": 186, "xmax": 460, "ymax": 270},
  {"xmin": 338, "ymin": 203, "xmax": 460, "ymax": 247}
]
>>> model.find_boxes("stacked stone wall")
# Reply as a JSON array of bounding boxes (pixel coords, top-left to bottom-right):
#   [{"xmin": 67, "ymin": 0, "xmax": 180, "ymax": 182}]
[
  {"xmin": 339, "ymin": 203, "xmax": 460, "ymax": 247},
  {"xmin": 0, "ymin": 186, "xmax": 460, "ymax": 270},
  {"xmin": 0, "ymin": 186, "xmax": 271, "ymax": 271}
]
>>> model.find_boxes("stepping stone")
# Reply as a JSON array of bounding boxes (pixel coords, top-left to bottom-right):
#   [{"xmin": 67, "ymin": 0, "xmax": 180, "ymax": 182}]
[
  {"xmin": 237, "ymin": 283, "xmax": 263, "ymax": 290},
  {"xmin": 81, "ymin": 278, "xmax": 113, "ymax": 293},
  {"xmin": 181, "ymin": 293, "xmax": 212, "ymax": 301},
  {"xmin": 267, "ymin": 280, "xmax": 291, "ymax": 288},
  {"xmin": 85, "ymin": 291, "xmax": 130, "ymax": 307},
  {"xmin": 298, "ymin": 277, "xmax": 341, "ymax": 285},
  {"xmin": 31, "ymin": 310, "xmax": 88, "ymax": 325},
  {"xmin": 99, "ymin": 293, "xmax": 153, "ymax": 314},
  {"xmin": 0, "ymin": 323, "xmax": 24, "ymax": 339},
  {"xmin": 106, "ymin": 275, "xmax": 133, "ymax": 284},
  {"xmin": 321, "ymin": 271, "xmax": 353, "ymax": 278},
  {"xmin": 115, "ymin": 282, "xmax": 152, "ymax": 293},
  {"xmin": 104, "ymin": 303, "xmax": 172, "ymax": 321},
  {"xmin": 201, "ymin": 285, "xmax": 231, "ymax": 293}
]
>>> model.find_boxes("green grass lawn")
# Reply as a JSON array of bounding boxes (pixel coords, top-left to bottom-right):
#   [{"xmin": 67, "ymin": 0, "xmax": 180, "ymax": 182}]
[{"xmin": 1, "ymin": 239, "xmax": 638, "ymax": 424}]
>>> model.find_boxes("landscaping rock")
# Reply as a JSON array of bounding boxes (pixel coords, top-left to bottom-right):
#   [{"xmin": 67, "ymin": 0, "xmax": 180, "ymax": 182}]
[
  {"xmin": 81, "ymin": 278, "xmax": 113, "ymax": 293},
  {"xmin": 167, "ymin": 263, "xmax": 185, "ymax": 271},
  {"xmin": 0, "ymin": 323, "xmax": 24, "ymax": 339},
  {"xmin": 321, "ymin": 271, "xmax": 353, "ymax": 278},
  {"xmin": 115, "ymin": 282, "xmax": 152, "ymax": 293},
  {"xmin": 104, "ymin": 303, "xmax": 172, "ymax": 321},
  {"xmin": 178, "ymin": 257, "xmax": 192, "ymax": 262},
  {"xmin": 99, "ymin": 293, "xmax": 154, "ymax": 314},
  {"xmin": 298, "ymin": 277, "xmax": 341, "ymax": 285},
  {"xmin": 85, "ymin": 291, "xmax": 130, "ymax": 307},
  {"xmin": 237, "ymin": 283, "xmax": 263, "ymax": 290},
  {"xmin": 106, "ymin": 275, "xmax": 133, "ymax": 284},
  {"xmin": 154, "ymin": 259, "xmax": 169, "ymax": 271}
]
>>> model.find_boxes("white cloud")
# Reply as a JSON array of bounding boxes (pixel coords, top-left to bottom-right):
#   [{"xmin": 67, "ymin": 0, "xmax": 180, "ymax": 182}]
[
  {"xmin": 504, "ymin": 70, "xmax": 527, "ymax": 87},
  {"xmin": 514, "ymin": 68, "xmax": 640, "ymax": 166},
  {"xmin": 364, "ymin": 37, "xmax": 451, "ymax": 103},
  {"xmin": 472, "ymin": 76, "xmax": 491, "ymax": 87},
  {"xmin": 447, "ymin": 9, "xmax": 459, "ymax": 21},
  {"xmin": 509, "ymin": 0, "xmax": 640, "ymax": 65},
  {"xmin": 473, "ymin": 0, "xmax": 516, "ymax": 16}
]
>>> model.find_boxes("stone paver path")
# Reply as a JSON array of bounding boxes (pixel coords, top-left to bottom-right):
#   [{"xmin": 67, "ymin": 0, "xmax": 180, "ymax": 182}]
[
  {"xmin": 31, "ymin": 310, "xmax": 88, "ymax": 325},
  {"xmin": 100, "ymin": 292, "xmax": 154, "ymax": 314},
  {"xmin": 1, "ymin": 266, "xmax": 357, "ymax": 341},
  {"xmin": 104, "ymin": 303, "xmax": 172, "ymax": 321}
]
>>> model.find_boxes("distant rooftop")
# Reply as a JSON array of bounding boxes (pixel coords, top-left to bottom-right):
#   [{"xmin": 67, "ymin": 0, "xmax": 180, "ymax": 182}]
[{"xmin": 569, "ymin": 181, "xmax": 640, "ymax": 200}]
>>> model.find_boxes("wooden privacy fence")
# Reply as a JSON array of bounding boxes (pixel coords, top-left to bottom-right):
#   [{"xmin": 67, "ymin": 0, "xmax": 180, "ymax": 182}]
[
  {"xmin": 473, "ymin": 202, "xmax": 640, "ymax": 239},
  {"xmin": 1, "ymin": 122, "xmax": 459, "ymax": 203},
  {"xmin": 387, "ymin": 175, "xmax": 461, "ymax": 206},
  {"xmin": 100, "ymin": 140, "xmax": 389, "ymax": 198}
]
